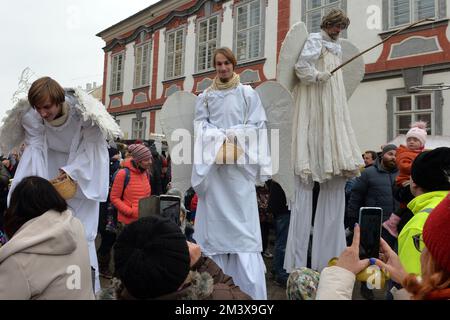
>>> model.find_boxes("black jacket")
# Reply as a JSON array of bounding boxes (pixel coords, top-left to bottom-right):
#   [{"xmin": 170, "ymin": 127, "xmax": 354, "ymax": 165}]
[{"xmin": 347, "ymin": 159, "xmax": 399, "ymax": 222}]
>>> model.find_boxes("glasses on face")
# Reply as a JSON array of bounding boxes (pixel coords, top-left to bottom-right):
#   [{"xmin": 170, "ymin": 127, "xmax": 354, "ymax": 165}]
[{"xmin": 412, "ymin": 234, "xmax": 425, "ymax": 253}]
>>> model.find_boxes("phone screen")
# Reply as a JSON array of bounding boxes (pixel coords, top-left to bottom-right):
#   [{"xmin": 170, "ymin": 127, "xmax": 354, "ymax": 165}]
[
  {"xmin": 359, "ymin": 207, "xmax": 383, "ymax": 259},
  {"xmin": 160, "ymin": 196, "xmax": 181, "ymax": 226}
]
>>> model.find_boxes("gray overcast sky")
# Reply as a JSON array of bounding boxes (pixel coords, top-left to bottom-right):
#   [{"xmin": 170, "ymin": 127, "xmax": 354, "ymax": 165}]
[{"xmin": 0, "ymin": 0, "xmax": 158, "ymax": 119}]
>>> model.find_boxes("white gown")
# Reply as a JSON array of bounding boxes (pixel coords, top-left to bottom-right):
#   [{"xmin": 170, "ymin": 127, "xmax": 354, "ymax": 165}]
[
  {"xmin": 9, "ymin": 93, "xmax": 109, "ymax": 293},
  {"xmin": 284, "ymin": 32, "xmax": 363, "ymax": 272},
  {"xmin": 191, "ymin": 83, "xmax": 271, "ymax": 299}
]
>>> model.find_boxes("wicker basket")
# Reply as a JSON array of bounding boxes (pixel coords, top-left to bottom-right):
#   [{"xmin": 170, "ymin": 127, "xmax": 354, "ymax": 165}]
[
  {"xmin": 216, "ymin": 142, "xmax": 244, "ymax": 164},
  {"xmin": 51, "ymin": 175, "xmax": 77, "ymax": 200}
]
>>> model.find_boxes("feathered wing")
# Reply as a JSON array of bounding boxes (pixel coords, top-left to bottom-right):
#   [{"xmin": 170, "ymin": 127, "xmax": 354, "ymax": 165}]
[
  {"xmin": 256, "ymin": 81, "xmax": 295, "ymax": 202},
  {"xmin": 0, "ymin": 99, "xmax": 31, "ymax": 155},
  {"xmin": 340, "ymin": 39, "xmax": 365, "ymax": 100},
  {"xmin": 277, "ymin": 21, "xmax": 309, "ymax": 93},
  {"xmin": 71, "ymin": 88, "xmax": 123, "ymax": 141},
  {"xmin": 277, "ymin": 21, "xmax": 364, "ymax": 99},
  {"xmin": 159, "ymin": 91, "xmax": 197, "ymax": 196}
]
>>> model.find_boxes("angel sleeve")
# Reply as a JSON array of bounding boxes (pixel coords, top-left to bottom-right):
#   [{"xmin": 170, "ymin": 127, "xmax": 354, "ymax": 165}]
[
  {"xmin": 294, "ymin": 33, "xmax": 323, "ymax": 84},
  {"xmin": 60, "ymin": 121, "xmax": 109, "ymax": 202},
  {"xmin": 8, "ymin": 108, "xmax": 48, "ymax": 203},
  {"xmin": 191, "ymin": 91, "xmax": 227, "ymax": 192}
]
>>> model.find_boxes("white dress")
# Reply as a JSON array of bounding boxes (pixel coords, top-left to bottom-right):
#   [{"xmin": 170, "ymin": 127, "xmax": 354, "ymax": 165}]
[
  {"xmin": 9, "ymin": 93, "xmax": 109, "ymax": 292},
  {"xmin": 191, "ymin": 83, "xmax": 271, "ymax": 299},
  {"xmin": 292, "ymin": 31, "xmax": 363, "ymax": 184}
]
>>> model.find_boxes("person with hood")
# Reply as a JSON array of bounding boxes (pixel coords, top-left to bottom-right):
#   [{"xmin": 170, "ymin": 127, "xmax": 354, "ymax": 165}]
[{"xmin": 0, "ymin": 176, "xmax": 94, "ymax": 299}]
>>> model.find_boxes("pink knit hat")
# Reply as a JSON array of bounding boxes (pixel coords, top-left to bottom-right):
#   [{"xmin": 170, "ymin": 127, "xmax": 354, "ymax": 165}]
[
  {"xmin": 406, "ymin": 121, "xmax": 427, "ymax": 147},
  {"xmin": 128, "ymin": 144, "xmax": 151, "ymax": 162}
]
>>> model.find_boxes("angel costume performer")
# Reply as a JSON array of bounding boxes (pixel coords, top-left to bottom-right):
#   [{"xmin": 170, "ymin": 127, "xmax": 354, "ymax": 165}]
[
  {"xmin": 191, "ymin": 74, "xmax": 272, "ymax": 300},
  {"xmin": 1, "ymin": 88, "xmax": 121, "ymax": 292},
  {"xmin": 284, "ymin": 29, "xmax": 364, "ymax": 272}
]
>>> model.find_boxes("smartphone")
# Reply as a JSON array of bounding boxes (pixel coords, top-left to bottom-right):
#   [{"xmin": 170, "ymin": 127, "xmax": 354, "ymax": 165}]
[
  {"xmin": 358, "ymin": 207, "xmax": 383, "ymax": 259},
  {"xmin": 159, "ymin": 195, "xmax": 181, "ymax": 227}
]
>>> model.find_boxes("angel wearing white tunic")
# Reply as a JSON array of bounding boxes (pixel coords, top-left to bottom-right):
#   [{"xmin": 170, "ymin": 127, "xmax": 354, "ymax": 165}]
[
  {"xmin": 191, "ymin": 48, "xmax": 271, "ymax": 300},
  {"xmin": 0, "ymin": 77, "xmax": 122, "ymax": 292},
  {"xmin": 284, "ymin": 10, "xmax": 364, "ymax": 272}
]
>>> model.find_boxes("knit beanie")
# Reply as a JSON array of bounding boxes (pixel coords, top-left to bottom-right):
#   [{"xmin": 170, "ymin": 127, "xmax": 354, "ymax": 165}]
[
  {"xmin": 113, "ymin": 216, "xmax": 190, "ymax": 299},
  {"xmin": 406, "ymin": 121, "xmax": 427, "ymax": 147},
  {"xmin": 381, "ymin": 144, "xmax": 397, "ymax": 156},
  {"xmin": 423, "ymin": 195, "xmax": 450, "ymax": 273},
  {"xmin": 411, "ymin": 147, "xmax": 450, "ymax": 192},
  {"xmin": 128, "ymin": 144, "xmax": 151, "ymax": 162}
]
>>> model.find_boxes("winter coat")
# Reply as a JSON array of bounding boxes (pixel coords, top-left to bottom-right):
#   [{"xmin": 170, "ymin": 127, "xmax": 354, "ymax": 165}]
[
  {"xmin": 347, "ymin": 159, "xmax": 399, "ymax": 222},
  {"xmin": 0, "ymin": 210, "xmax": 95, "ymax": 300},
  {"xmin": 315, "ymin": 266, "xmax": 412, "ymax": 300},
  {"xmin": 395, "ymin": 145, "xmax": 422, "ymax": 186},
  {"xmin": 399, "ymin": 191, "xmax": 449, "ymax": 275},
  {"xmin": 110, "ymin": 159, "xmax": 151, "ymax": 225}
]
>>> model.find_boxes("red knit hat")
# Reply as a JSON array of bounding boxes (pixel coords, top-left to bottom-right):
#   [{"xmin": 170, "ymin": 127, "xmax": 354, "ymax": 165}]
[
  {"xmin": 423, "ymin": 195, "xmax": 450, "ymax": 273},
  {"xmin": 128, "ymin": 144, "xmax": 151, "ymax": 162}
]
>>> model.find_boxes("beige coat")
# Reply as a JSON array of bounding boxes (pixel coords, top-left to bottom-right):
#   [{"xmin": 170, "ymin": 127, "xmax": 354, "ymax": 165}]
[{"xmin": 0, "ymin": 210, "xmax": 95, "ymax": 300}]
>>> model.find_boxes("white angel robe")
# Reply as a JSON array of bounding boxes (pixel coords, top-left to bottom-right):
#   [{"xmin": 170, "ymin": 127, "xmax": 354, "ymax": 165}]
[
  {"xmin": 191, "ymin": 83, "xmax": 271, "ymax": 299},
  {"xmin": 9, "ymin": 93, "xmax": 109, "ymax": 292},
  {"xmin": 292, "ymin": 31, "xmax": 363, "ymax": 183}
]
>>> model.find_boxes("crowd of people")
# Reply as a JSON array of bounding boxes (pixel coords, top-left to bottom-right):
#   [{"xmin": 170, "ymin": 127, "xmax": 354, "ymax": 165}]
[{"xmin": 0, "ymin": 8, "xmax": 449, "ymax": 301}]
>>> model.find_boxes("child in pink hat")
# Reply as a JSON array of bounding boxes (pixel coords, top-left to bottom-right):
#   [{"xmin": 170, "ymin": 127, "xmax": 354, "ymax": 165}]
[{"xmin": 383, "ymin": 121, "xmax": 427, "ymax": 237}]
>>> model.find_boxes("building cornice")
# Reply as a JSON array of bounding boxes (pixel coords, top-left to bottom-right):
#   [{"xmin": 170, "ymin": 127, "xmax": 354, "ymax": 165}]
[
  {"xmin": 363, "ymin": 62, "xmax": 450, "ymax": 82},
  {"xmin": 99, "ymin": 0, "xmax": 226, "ymax": 52}
]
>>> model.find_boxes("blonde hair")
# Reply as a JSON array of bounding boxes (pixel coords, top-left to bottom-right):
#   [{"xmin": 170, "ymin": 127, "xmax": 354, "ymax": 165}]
[
  {"xmin": 403, "ymin": 249, "xmax": 450, "ymax": 300},
  {"xmin": 28, "ymin": 77, "xmax": 65, "ymax": 108},
  {"xmin": 212, "ymin": 47, "xmax": 237, "ymax": 70},
  {"xmin": 320, "ymin": 9, "xmax": 350, "ymax": 30}
]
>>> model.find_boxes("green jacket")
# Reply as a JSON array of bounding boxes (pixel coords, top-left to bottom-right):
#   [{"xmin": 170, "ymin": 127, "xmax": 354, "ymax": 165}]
[{"xmin": 398, "ymin": 191, "xmax": 449, "ymax": 275}]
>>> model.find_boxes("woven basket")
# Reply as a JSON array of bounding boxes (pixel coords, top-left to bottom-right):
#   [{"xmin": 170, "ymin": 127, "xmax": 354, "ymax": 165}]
[
  {"xmin": 216, "ymin": 142, "xmax": 244, "ymax": 164},
  {"xmin": 51, "ymin": 175, "xmax": 77, "ymax": 200}
]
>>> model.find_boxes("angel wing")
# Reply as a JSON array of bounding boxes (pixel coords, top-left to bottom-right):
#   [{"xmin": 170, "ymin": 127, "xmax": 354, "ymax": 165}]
[
  {"xmin": 0, "ymin": 98, "xmax": 31, "ymax": 155},
  {"xmin": 159, "ymin": 91, "xmax": 197, "ymax": 196},
  {"xmin": 277, "ymin": 21, "xmax": 364, "ymax": 100},
  {"xmin": 256, "ymin": 81, "xmax": 295, "ymax": 202},
  {"xmin": 71, "ymin": 88, "xmax": 123, "ymax": 141}
]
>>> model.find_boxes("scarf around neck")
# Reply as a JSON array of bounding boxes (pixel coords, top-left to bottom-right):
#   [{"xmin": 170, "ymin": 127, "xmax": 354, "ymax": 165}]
[{"xmin": 210, "ymin": 72, "xmax": 240, "ymax": 91}]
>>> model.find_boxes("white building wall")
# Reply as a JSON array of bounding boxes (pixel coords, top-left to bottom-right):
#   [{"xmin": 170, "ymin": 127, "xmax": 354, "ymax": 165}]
[
  {"xmin": 422, "ymin": 71, "xmax": 450, "ymax": 136},
  {"xmin": 155, "ymin": 110, "xmax": 163, "ymax": 135},
  {"xmin": 122, "ymin": 42, "xmax": 136, "ymax": 105},
  {"xmin": 348, "ymin": 77, "xmax": 405, "ymax": 151},
  {"xmin": 347, "ymin": 0, "xmax": 383, "ymax": 64},
  {"xmin": 116, "ymin": 113, "xmax": 135, "ymax": 140},
  {"xmin": 221, "ymin": 1, "xmax": 234, "ymax": 48},
  {"xmin": 105, "ymin": 52, "xmax": 112, "ymax": 107},
  {"xmin": 184, "ymin": 16, "xmax": 197, "ymax": 92},
  {"xmin": 290, "ymin": 0, "xmax": 301, "ymax": 27},
  {"xmin": 263, "ymin": 0, "xmax": 278, "ymax": 80},
  {"xmin": 157, "ymin": 28, "xmax": 166, "ymax": 99}
]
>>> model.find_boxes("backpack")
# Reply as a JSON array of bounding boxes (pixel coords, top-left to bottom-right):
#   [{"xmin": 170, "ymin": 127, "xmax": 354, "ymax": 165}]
[{"xmin": 105, "ymin": 168, "xmax": 130, "ymax": 233}]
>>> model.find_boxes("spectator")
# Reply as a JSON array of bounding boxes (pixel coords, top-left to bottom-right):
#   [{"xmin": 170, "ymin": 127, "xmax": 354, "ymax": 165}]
[
  {"xmin": 398, "ymin": 147, "xmax": 450, "ymax": 275},
  {"xmin": 0, "ymin": 163, "xmax": 11, "ymax": 232},
  {"xmin": 313, "ymin": 195, "xmax": 450, "ymax": 300},
  {"xmin": 110, "ymin": 144, "xmax": 152, "ymax": 227},
  {"xmin": 149, "ymin": 144, "xmax": 164, "ymax": 196},
  {"xmin": 257, "ymin": 184, "xmax": 272, "ymax": 259},
  {"xmin": 363, "ymin": 150, "xmax": 377, "ymax": 168},
  {"xmin": 101, "ymin": 215, "xmax": 251, "ymax": 300},
  {"xmin": 0, "ymin": 176, "xmax": 94, "ymax": 299},
  {"xmin": 383, "ymin": 122, "xmax": 427, "ymax": 238},
  {"xmin": 267, "ymin": 180, "xmax": 291, "ymax": 287}
]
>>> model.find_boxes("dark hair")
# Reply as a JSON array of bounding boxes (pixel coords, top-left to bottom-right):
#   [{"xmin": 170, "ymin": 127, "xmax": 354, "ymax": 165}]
[
  {"xmin": 113, "ymin": 215, "xmax": 190, "ymax": 299},
  {"xmin": 364, "ymin": 151, "xmax": 377, "ymax": 161},
  {"xmin": 4, "ymin": 176, "xmax": 68, "ymax": 238},
  {"xmin": 212, "ymin": 47, "xmax": 237, "ymax": 70}
]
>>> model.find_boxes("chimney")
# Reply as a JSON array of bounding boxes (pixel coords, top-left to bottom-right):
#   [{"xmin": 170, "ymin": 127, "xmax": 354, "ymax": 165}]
[
  {"xmin": 86, "ymin": 83, "xmax": 92, "ymax": 91},
  {"xmin": 93, "ymin": 81, "xmax": 97, "ymax": 89}
]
